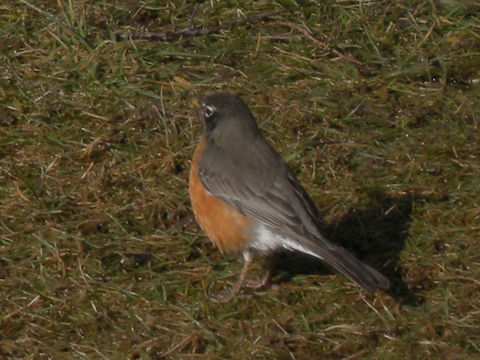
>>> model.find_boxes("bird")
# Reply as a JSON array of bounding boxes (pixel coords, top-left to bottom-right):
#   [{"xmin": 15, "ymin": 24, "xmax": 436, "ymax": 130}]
[{"xmin": 189, "ymin": 92, "xmax": 389, "ymax": 302}]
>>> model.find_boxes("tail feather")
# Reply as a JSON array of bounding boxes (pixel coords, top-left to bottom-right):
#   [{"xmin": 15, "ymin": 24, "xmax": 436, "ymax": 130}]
[{"xmin": 299, "ymin": 236, "xmax": 390, "ymax": 292}]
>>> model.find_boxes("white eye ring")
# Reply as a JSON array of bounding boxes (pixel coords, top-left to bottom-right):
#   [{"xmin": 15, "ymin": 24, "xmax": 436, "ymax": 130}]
[{"xmin": 204, "ymin": 105, "xmax": 216, "ymax": 118}]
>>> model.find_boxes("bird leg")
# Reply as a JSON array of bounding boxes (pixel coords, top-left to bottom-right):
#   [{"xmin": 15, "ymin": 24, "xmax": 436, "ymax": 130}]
[
  {"xmin": 232, "ymin": 251, "xmax": 255, "ymax": 295},
  {"xmin": 211, "ymin": 251, "xmax": 254, "ymax": 303}
]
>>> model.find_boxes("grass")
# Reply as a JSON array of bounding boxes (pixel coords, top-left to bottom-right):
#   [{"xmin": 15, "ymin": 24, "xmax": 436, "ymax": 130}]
[{"xmin": 1, "ymin": 0, "xmax": 479, "ymax": 358}]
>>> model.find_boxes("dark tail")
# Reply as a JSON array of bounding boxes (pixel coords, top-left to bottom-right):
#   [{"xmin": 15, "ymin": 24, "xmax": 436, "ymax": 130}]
[{"xmin": 300, "ymin": 236, "xmax": 390, "ymax": 292}]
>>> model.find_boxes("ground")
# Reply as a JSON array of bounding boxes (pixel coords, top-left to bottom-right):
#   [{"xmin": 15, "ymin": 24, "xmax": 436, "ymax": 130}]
[{"xmin": 1, "ymin": 0, "xmax": 479, "ymax": 359}]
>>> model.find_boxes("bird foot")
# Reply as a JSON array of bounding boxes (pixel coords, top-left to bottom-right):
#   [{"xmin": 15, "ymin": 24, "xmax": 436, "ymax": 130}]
[
  {"xmin": 210, "ymin": 291, "xmax": 235, "ymax": 303},
  {"xmin": 244, "ymin": 274, "xmax": 271, "ymax": 291}
]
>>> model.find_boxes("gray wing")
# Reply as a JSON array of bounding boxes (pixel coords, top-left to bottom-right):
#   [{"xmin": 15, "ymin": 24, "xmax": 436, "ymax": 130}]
[{"xmin": 198, "ymin": 137, "xmax": 321, "ymax": 240}]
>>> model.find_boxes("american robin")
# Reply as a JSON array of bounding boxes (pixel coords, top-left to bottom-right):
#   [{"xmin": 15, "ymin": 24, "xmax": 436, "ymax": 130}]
[{"xmin": 189, "ymin": 93, "xmax": 389, "ymax": 302}]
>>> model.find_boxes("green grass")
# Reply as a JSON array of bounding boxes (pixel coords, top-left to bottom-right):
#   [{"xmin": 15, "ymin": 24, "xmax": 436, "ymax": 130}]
[{"xmin": 1, "ymin": 0, "xmax": 479, "ymax": 358}]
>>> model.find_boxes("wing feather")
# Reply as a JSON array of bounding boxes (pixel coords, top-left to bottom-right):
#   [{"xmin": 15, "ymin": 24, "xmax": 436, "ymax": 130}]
[{"xmin": 198, "ymin": 137, "xmax": 322, "ymax": 240}]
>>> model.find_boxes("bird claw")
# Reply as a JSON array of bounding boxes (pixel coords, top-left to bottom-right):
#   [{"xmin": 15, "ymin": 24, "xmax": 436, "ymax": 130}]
[
  {"xmin": 209, "ymin": 291, "xmax": 235, "ymax": 303},
  {"xmin": 244, "ymin": 276, "xmax": 271, "ymax": 291}
]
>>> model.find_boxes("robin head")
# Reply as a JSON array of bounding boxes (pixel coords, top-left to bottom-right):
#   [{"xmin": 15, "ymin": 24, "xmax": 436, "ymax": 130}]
[{"xmin": 198, "ymin": 93, "xmax": 260, "ymax": 144}]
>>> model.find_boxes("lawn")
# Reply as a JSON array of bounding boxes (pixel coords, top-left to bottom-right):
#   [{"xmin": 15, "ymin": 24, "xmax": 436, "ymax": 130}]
[{"xmin": 1, "ymin": 0, "xmax": 479, "ymax": 358}]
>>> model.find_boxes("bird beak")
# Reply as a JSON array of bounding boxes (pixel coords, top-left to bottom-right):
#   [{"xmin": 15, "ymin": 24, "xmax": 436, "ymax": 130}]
[
  {"xmin": 191, "ymin": 97, "xmax": 205, "ymax": 121},
  {"xmin": 191, "ymin": 97, "xmax": 201, "ymax": 108}
]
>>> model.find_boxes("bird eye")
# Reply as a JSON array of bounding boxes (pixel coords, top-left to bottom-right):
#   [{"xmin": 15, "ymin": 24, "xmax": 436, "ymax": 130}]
[{"xmin": 204, "ymin": 105, "xmax": 216, "ymax": 118}]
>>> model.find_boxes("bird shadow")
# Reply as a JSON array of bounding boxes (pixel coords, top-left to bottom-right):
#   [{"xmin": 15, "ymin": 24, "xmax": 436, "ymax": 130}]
[{"xmin": 271, "ymin": 190, "xmax": 423, "ymax": 305}]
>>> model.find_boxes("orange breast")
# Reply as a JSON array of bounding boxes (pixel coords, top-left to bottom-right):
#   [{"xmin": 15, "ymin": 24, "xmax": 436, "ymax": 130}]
[{"xmin": 189, "ymin": 138, "xmax": 252, "ymax": 254}]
